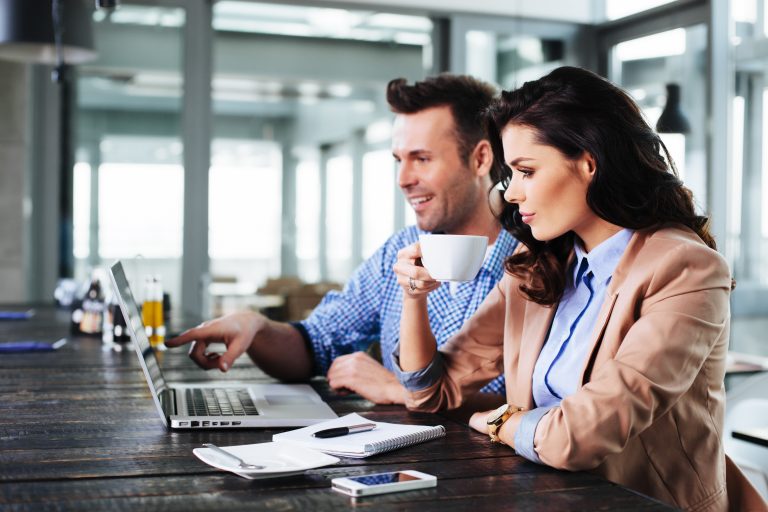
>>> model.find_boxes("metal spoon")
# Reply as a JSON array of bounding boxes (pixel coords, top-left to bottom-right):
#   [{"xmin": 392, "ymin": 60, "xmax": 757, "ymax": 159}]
[{"xmin": 202, "ymin": 443, "xmax": 265, "ymax": 470}]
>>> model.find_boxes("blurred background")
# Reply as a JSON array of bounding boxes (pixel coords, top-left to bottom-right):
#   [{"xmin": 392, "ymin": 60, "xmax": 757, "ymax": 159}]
[{"xmin": 0, "ymin": 0, "xmax": 765, "ymax": 338}]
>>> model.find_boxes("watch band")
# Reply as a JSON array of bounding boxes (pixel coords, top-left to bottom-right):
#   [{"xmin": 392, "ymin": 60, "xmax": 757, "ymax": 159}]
[{"xmin": 488, "ymin": 404, "xmax": 524, "ymax": 444}]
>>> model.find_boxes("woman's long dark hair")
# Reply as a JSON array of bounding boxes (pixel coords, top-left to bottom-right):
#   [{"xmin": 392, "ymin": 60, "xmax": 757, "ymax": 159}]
[{"xmin": 486, "ymin": 66, "xmax": 715, "ymax": 306}]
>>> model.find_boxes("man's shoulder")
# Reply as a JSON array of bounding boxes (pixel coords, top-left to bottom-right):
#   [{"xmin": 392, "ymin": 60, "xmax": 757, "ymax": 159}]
[
  {"xmin": 494, "ymin": 229, "xmax": 519, "ymax": 253},
  {"xmin": 355, "ymin": 225, "xmax": 423, "ymax": 278},
  {"xmin": 376, "ymin": 225, "xmax": 423, "ymax": 255},
  {"xmin": 387, "ymin": 225, "xmax": 423, "ymax": 246},
  {"xmin": 482, "ymin": 229, "xmax": 518, "ymax": 278}
]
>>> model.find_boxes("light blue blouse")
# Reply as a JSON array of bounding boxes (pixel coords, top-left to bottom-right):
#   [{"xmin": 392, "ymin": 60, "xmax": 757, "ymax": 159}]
[
  {"xmin": 514, "ymin": 228, "xmax": 633, "ymax": 463},
  {"xmin": 392, "ymin": 229, "xmax": 634, "ymax": 462}
]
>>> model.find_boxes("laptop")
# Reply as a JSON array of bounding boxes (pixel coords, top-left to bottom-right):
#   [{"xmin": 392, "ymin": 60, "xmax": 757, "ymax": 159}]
[{"xmin": 108, "ymin": 260, "xmax": 338, "ymax": 429}]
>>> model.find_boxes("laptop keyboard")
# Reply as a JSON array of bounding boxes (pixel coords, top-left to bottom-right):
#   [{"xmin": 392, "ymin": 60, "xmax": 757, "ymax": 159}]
[{"xmin": 185, "ymin": 388, "xmax": 259, "ymax": 417}]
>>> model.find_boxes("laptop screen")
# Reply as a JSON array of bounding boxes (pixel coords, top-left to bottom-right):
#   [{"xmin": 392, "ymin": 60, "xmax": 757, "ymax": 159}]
[{"xmin": 108, "ymin": 261, "xmax": 169, "ymax": 412}]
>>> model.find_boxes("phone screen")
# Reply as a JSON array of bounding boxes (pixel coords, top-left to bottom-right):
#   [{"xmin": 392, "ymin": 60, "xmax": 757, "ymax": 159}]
[{"xmin": 346, "ymin": 472, "xmax": 422, "ymax": 486}]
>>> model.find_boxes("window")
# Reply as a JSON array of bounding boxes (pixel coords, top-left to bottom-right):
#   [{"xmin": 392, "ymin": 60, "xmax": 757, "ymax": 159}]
[
  {"xmin": 95, "ymin": 136, "xmax": 185, "ymax": 303},
  {"xmin": 208, "ymin": 139, "xmax": 282, "ymax": 288},
  {"xmin": 75, "ymin": 5, "xmax": 185, "ymax": 304},
  {"xmin": 295, "ymin": 156, "xmax": 321, "ymax": 283},
  {"xmin": 362, "ymin": 150, "xmax": 395, "ymax": 258},
  {"xmin": 465, "ymin": 31, "xmax": 565, "ymax": 89},
  {"xmin": 608, "ymin": 25, "xmax": 708, "ymax": 210},
  {"xmin": 326, "ymin": 154, "xmax": 353, "ymax": 282},
  {"xmin": 730, "ymin": 95, "xmax": 746, "ymax": 264},
  {"xmin": 604, "ymin": 0, "xmax": 677, "ymax": 21},
  {"xmin": 98, "ymin": 163, "xmax": 184, "ymax": 259},
  {"xmin": 73, "ymin": 163, "xmax": 91, "ymax": 264}
]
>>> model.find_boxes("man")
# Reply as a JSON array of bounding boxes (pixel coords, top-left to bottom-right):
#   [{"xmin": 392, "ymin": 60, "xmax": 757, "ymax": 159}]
[{"xmin": 166, "ymin": 74, "xmax": 518, "ymax": 405}]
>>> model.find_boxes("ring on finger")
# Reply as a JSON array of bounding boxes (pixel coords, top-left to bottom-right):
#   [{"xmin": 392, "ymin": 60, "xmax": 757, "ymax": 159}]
[{"xmin": 408, "ymin": 276, "xmax": 417, "ymax": 292}]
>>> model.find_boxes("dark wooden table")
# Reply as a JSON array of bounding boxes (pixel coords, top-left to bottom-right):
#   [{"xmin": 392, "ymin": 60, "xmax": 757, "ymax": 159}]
[
  {"xmin": 733, "ymin": 428, "xmax": 768, "ymax": 448},
  {"xmin": 0, "ymin": 307, "xmax": 674, "ymax": 511}
]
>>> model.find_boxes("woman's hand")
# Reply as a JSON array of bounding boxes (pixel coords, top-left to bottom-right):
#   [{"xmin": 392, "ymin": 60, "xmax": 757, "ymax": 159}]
[
  {"xmin": 469, "ymin": 408, "xmax": 524, "ymax": 449},
  {"xmin": 469, "ymin": 410, "xmax": 492, "ymax": 434},
  {"xmin": 394, "ymin": 241, "xmax": 441, "ymax": 373},
  {"xmin": 393, "ymin": 242, "xmax": 441, "ymax": 299}
]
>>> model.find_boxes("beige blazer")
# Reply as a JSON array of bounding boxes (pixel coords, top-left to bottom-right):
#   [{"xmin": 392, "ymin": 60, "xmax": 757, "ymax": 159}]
[{"xmin": 405, "ymin": 226, "xmax": 766, "ymax": 511}]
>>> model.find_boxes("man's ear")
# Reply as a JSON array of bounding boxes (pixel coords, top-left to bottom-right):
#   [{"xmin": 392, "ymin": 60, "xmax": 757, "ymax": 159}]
[{"xmin": 471, "ymin": 139, "xmax": 494, "ymax": 178}]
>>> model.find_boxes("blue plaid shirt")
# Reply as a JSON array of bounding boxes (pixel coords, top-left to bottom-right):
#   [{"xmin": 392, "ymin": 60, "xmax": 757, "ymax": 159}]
[{"xmin": 299, "ymin": 226, "xmax": 518, "ymax": 395}]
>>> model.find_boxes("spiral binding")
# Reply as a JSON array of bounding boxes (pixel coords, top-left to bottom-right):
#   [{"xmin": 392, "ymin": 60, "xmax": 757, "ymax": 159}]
[{"xmin": 364, "ymin": 425, "xmax": 446, "ymax": 455}]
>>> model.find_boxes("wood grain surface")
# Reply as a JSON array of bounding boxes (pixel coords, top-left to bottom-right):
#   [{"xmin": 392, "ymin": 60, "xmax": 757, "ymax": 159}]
[{"xmin": 0, "ymin": 307, "xmax": 674, "ymax": 511}]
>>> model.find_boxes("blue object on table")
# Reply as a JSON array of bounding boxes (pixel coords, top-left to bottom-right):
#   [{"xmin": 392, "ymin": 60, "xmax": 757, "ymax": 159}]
[
  {"xmin": 0, "ymin": 310, "xmax": 35, "ymax": 320},
  {"xmin": 0, "ymin": 338, "xmax": 66, "ymax": 353}
]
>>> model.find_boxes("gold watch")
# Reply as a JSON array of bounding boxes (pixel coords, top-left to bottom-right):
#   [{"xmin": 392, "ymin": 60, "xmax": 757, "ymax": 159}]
[{"xmin": 486, "ymin": 403, "xmax": 524, "ymax": 443}]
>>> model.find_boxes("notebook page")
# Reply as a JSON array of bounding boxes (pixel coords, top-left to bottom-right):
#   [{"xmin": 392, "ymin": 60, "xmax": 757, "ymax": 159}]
[{"xmin": 272, "ymin": 413, "xmax": 445, "ymax": 458}]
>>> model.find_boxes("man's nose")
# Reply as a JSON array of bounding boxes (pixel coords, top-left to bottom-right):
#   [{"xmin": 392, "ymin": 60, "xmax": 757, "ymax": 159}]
[{"xmin": 398, "ymin": 161, "xmax": 416, "ymax": 188}]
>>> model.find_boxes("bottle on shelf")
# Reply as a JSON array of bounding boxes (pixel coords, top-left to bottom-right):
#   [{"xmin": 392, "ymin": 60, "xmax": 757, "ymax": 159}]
[
  {"xmin": 103, "ymin": 294, "xmax": 131, "ymax": 349},
  {"xmin": 77, "ymin": 273, "xmax": 105, "ymax": 336},
  {"xmin": 142, "ymin": 276, "xmax": 166, "ymax": 349}
]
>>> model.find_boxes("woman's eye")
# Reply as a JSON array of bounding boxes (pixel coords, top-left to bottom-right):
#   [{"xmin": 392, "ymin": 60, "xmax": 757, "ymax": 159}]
[{"xmin": 516, "ymin": 168, "xmax": 533, "ymax": 178}]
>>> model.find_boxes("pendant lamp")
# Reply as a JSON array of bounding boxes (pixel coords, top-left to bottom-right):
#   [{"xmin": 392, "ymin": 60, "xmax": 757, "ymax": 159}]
[
  {"xmin": 0, "ymin": 0, "xmax": 96, "ymax": 65},
  {"xmin": 656, "ymin": 83, "xmax": 691, "ymax": 134}
]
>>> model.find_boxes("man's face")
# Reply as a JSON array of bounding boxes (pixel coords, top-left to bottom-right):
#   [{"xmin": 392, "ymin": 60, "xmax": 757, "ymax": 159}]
[{"xmin": 392, "ymin": 106, "xmax": 485, "ymax": 234}]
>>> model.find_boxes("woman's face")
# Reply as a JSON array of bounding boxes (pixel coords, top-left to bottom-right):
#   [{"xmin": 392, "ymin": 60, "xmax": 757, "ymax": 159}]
[{"xmin": 501, "ymin": 124, "xmax": 597, "ymax": 244}]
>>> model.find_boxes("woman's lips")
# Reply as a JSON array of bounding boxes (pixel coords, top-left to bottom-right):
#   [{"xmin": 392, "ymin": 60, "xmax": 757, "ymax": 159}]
[{"xmin": 519, "ymin": 212, "xmax": 534, "ymax": 224}]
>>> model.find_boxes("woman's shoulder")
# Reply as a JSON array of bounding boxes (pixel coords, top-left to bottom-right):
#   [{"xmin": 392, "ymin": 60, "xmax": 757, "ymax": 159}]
[
  {"xmin": 639, "ymin": 225, "xmax": 725, "ymax": 263},
  {"xmin": 623, "ymin": 224, "xmax": 731, "ymax": 290}
]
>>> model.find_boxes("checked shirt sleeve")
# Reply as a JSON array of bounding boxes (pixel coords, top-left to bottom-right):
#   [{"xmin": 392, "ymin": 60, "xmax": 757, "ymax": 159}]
[{"xmin": 298, "ymin": 243, "xmax": 390, "ymax": 375}]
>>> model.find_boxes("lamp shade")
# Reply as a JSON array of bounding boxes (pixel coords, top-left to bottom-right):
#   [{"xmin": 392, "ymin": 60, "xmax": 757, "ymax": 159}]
[
  {"xmin": 656, "ymin": 83, "xmax": 691, "ymax": 134},
  {"xmin": 0, "ymin": 0, "xmax": 95, "ymax": 64}
]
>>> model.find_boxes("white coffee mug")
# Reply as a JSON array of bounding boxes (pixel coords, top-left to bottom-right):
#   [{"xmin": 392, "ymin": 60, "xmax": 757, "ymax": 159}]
[{"xmin": 418, "ymin": 234, "xmax": 488, "ymax": 282}]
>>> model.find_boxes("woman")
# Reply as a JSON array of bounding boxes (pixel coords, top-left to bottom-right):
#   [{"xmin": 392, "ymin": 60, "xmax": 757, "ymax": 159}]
[{"xmin": 392, "ymin": 67, "xmax": 765, "ymax": 511}]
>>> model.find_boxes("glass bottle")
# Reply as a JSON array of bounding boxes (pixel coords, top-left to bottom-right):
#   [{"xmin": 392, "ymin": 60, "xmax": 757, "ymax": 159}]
[
  {"xmin": 143, "ymin": 276, "xmax": 165, "ymax": 349},
  {"xmin": 79, "ymin": 275, "xmax": 105, "ymax": 335},
  {"xmin": 150, "ymin": 276, "xmax": 166, "ymax": 348},
  {"xmin": 142, "ymin": 276, "xmax": 155, "ymax": 342}
]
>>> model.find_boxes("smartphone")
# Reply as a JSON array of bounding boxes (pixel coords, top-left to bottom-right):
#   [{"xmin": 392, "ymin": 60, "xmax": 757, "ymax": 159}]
[{"xmin": 331, "ymin": 470, "xmax": 437, "ymax": 497}]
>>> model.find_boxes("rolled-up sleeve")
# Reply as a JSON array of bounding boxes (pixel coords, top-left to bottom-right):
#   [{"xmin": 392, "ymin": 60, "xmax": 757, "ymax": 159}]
[
  {"xmin": 299, "ymin": 246, "xmax": 386, "ymax": 374},
  {"xmin": 514, "ymin": 406, "xmax": 557, "ymax": 464},
  {"xmin": 400, "ymin": 280, "xmax": 510, "ymax": 412},
  {"xmin": 390, "ymin": 343, "xmax": 445, "ymax": 391}
]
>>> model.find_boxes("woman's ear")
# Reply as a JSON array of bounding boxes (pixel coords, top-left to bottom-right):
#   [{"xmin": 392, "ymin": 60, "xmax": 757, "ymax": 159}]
[{"xmin": 579, "ymin": 151, "xmax": 597, "ymax": 181}]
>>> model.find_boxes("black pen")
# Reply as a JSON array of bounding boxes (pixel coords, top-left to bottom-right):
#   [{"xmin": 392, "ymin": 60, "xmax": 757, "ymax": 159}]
[{"xmin": 312, "ymin": 423, "xmax": 377, "ymax": 438}]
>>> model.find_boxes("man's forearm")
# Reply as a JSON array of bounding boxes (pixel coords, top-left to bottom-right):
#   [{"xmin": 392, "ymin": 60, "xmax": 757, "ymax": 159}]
[
  {"xmin": 247, "ymin": 321, "xmax": 314, "ymax": 381},
  {"xmin": 386, "ymin": 380, "xmax": 407, "ymax": 405}
]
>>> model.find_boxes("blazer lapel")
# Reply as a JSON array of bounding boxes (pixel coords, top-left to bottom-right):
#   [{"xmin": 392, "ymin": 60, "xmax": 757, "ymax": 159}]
[
  {"xmin": 577, "ymin": 229, "xmax": 649, "ymax": 385},
  {"xmin": 516, "ymin": 301, "xmax": 556, "ymax": 408},
  {"xmin": 578, "ymin": 292, "xmax": 618, "ymax": 385}
]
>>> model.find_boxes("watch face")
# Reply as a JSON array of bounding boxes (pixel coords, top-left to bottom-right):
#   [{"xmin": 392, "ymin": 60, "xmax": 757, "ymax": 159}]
[{"xmin": 487, "ymin": 404, "xmax": 509, "ymax": 425}]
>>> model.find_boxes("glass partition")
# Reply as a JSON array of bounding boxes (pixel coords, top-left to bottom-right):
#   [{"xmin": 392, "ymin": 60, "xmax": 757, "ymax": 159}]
[
  {"xmin": 326, "ymin": 154, "xmax": 353, "ymax": 283},
  {"xmin": 208, "ymin": 139, "xmax": 282, "ymax": 288},
  {"xmin": 608, "ymin": 25, "xmax": 708, "ymax": 212},
  {"xmin": 362, "ymin": 149, "xmax": 395, "ymax": 259},
  {"xmin": 604, "ymin": 0, "xmax": 677, "ymax": 21},
  {"xmin": 74, "ymin": 4, "xmax": 185, "ymax": 303}
]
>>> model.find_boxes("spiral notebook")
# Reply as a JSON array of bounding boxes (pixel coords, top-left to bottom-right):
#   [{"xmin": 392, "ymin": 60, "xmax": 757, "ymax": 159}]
[{"xmin": 272, "ymin": 413, "xmax": 445, "ymax": 458}]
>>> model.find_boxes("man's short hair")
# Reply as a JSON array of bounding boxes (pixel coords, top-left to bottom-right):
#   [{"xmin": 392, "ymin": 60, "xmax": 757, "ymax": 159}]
[{"xmin": 386, "ymin": 74, "xmax": 497, "ymax": 164}]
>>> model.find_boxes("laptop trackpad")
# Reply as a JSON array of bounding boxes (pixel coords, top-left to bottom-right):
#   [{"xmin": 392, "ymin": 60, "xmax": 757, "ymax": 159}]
[{"xmin": 265, "ymin": 395, "xmax": 316, "ymax": 406}]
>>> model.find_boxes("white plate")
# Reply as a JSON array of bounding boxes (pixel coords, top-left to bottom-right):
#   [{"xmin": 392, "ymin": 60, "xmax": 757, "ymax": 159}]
[{"xmin": 193, "ymin": 442, "xmax": 339, "ymax": 479}]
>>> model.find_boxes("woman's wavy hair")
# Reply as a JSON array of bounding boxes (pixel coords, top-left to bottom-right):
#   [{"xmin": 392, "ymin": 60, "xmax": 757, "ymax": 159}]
[{"xmin": 486, "ymin": 66, "xmax": 715, "ymax": 306}]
